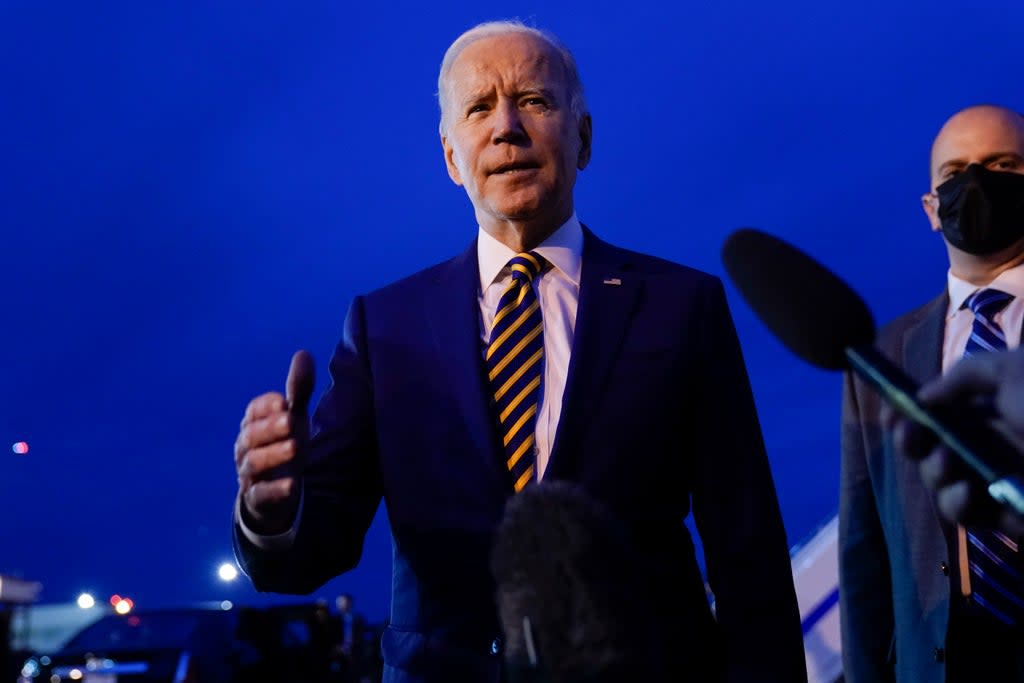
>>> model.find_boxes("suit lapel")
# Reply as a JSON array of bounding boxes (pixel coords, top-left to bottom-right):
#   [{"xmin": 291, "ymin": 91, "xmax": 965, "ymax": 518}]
[
  {"xmin": 547, "ymin": 228, "xmax": 641, "ymax": 476},
  {"xmin": 901, "ymin": 292, "xmax": 948, "ymax": 385},
  {"xmin": 426, "ymin": 241, "xmax": 503, "ymax": 473}
]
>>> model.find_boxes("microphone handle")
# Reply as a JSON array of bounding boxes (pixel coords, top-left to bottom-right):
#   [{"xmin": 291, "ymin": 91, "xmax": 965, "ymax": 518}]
[{"xmin": 846, "ymin": 345, "xmax": 1024, "ymax": 516}]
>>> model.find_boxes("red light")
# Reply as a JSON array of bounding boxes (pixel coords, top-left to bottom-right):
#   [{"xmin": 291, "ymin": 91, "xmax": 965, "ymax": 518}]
[
  {"xmin": 109, "ymin": 594, "xmax": 121, "ymax": 606},
  {"xmin": 12, "ymin": 442, "xmax": 28, "ymax": 455}
]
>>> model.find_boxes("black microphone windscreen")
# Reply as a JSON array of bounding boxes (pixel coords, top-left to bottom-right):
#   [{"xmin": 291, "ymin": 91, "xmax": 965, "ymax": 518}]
[
  {"xmin": 721, "ymin": 228, "xmax": 876, "ymax": 370},
  {"xmin": 491, "ymin": 482, "xmax": 656, "ymax": 682}
]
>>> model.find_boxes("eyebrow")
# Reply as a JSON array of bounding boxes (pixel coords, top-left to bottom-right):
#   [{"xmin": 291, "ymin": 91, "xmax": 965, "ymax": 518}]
[
  {"xmin": 937, "ymin": 151, "xmax": 1024, "ymax": 175},
  {"xmin": 459, "ymin": 90, "xmax": 492, "ymax": 108},
  {"xmin": 458, "ymin": 86, "xmax": 560, "ymax": 109},
  {"xmin": 520, "ymin": 87, "xmax": 559, "ymax": 103}
]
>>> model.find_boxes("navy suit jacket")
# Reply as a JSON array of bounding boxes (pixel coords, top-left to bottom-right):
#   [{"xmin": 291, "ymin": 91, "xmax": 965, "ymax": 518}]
[{"xmin": 235, "ymin": 228, "xmax": 806, "ymax": 683}]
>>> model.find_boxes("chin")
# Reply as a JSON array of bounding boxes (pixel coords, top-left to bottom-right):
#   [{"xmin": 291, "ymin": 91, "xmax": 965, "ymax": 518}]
[{"xmin": 489, "ymin": 201, "xmax": 545, "ymax": 222}]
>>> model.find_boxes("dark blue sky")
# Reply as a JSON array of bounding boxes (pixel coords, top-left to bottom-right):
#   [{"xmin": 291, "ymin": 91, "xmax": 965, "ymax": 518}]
[{"xmin": 4, "ymin": 1, "xmax": 1023, "ymax": 623}]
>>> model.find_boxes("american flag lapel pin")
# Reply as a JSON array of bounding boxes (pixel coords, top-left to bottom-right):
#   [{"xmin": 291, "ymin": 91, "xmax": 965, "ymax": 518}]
[{"xmin": 602, "ymin": 277, "xmax": 622, "ymax": 286}]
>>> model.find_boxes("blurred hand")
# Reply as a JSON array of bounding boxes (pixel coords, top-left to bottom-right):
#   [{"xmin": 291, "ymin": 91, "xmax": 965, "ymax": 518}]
[
  {"xmin": 891, "ymin": 348, "xmax": 1024, "ymax": 535},
  {"xmin": 235, "ymin": 350, "xmax": 315, "ymax": 534}
]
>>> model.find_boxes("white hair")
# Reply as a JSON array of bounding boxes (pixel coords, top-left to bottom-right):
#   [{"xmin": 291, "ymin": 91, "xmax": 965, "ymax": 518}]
[{"xmin": 437, "ymin": 20, "xmax": 588, "ymax": 135}]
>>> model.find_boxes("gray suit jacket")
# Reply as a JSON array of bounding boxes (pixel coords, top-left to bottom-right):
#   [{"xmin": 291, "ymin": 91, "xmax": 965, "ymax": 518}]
[{"xmin": 839, "ymin": 292, "xmax": 951, "ymax": 683}]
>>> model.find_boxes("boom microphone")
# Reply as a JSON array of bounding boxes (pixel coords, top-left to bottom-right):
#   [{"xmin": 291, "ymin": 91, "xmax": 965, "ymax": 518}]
[{"xmin": 721, "ymin": 227, "xmax": 1024, "ymax": 515}]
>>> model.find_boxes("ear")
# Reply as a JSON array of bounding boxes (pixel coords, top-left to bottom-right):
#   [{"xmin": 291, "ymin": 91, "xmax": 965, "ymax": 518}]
[
  {"xmin": 576, "ymin": 114, "xmax": 593, "ymax": 170},
  {"xmin": 441, "ymin": 133, "xmax": 463, "ymax": 186},
  {"xmin": 921, "ymin": 191, "xmax": 942, "ymax": 232}
]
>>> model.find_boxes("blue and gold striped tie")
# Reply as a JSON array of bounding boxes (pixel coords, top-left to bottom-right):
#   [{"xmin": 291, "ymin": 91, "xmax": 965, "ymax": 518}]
[
  {"xmin": 487, "ymin": 252, "xmax": 545, "ymax": 493},
  {"xmin": 962, "ymin": 288, "xmax": 1024, "ymax": 625}
]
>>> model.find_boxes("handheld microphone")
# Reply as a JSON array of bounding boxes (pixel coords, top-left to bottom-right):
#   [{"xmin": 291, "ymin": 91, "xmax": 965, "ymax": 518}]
[{"xmin": 721, "ymin": 228, "xmax": 1024, "ymax": 515}]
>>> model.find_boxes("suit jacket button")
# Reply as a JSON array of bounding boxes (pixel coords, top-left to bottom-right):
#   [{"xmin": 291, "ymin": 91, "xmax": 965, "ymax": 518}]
[
  {"xmin": 934, "ymin": 647, "xmax": 945, "ymax": 663},
  {"xmin": 491, "ymin": 638, "xmax": 501, "ymax": 655},
  {"xmin": 940, "ymin": 561, "xmax": 949, "ymax": 576}
]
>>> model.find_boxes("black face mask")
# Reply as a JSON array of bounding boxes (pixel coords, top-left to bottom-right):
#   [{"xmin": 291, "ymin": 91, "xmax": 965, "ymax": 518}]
[{"xmin": 936, "ymin": 164, "xmax": 1024, "ymax": 255}]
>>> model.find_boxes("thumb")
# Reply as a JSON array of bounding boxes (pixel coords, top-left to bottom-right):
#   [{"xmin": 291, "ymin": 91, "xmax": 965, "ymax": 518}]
[{"xmin": 286, "ymin": 349, "xmax": 316, "ymax": 415}]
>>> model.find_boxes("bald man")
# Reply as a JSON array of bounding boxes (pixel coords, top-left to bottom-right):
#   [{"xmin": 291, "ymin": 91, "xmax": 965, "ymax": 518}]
[{"xmin": 840, "ymin": 104, "xmax": 1024, "ymax": 683}]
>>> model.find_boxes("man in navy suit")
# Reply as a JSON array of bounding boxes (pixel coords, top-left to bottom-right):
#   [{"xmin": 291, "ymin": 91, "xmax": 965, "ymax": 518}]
[
  {"xmin": 840, "ymin": 105, "xmax": 1024, "ymax": 683},
  {"xmin": 233, "ymin": 20, "xmax": 805, "ymax": 683}
]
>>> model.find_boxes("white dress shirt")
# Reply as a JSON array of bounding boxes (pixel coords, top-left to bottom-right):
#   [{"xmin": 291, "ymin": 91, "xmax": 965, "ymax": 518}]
[
  {"xmin": 477, "ymin": 214, "xmax": 583, "ymax": 480},
  {"xmin": 940, "ymin": 263, "xmax": 1024, "ymax": 597},
  {"xmin": 941, "ymin": 263, "xmax": 1024, "ymax": 372}
]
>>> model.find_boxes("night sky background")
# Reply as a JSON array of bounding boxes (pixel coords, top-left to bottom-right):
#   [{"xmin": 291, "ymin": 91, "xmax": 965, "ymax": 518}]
[{"xmin": 4, "ymin": 0, "xmax": 1024, "ymax": 624}]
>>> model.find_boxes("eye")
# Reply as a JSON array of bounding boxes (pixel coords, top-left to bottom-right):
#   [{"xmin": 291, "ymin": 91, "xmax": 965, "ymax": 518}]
[
  {"xmin": 467, "ymin": 103, "xmax": 489, "ymax": 116},
  {"xmin": 993, "ymin": 158, "xmax": 1021, "ymax": 171},
  {"xmin": 522, "ymin": 96, "xmax": 549, "ymax": 109}
]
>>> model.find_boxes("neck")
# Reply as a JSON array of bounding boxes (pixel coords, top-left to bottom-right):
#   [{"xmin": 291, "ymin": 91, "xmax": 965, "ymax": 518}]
[
  {"xmin": 479, "ymin": 204, "xmax": 573, "ymax": 253},
  {"xmin": 947, "ymin": 238, "xmax": 1024, "ymax": 286}
]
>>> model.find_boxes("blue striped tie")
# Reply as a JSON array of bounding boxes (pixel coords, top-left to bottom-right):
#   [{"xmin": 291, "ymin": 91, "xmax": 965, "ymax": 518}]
[
  {"xmin": 487, "ymin": 252, "xmax": 545, "ymax": 493},
  {"xmin": 962, "ymin": 288, "xmax": 1024, "ymax": 625}
]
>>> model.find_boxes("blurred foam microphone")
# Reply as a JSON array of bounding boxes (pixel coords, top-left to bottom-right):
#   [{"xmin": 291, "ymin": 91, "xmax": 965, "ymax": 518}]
[{"xmin": 490, "ymin": 481, "xmax": 661, "ymax": 683}]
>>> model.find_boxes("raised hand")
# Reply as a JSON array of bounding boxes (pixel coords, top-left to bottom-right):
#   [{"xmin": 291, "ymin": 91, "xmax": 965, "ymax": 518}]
[{"xmin": 235, "ymin": 350, "xmax": 315, "ymax": 534}]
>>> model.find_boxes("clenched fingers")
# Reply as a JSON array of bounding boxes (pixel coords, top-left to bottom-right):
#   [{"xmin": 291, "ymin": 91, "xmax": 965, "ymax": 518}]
[
  {"xmin": 241, "ymin": 392, "xmax": 288, "ymax": 428},
  {"xmin": 235, "ymin": 413, "xmax": 294, "ymax": 466},
  {"xmin": 892, "ymin": 414, "xmax": 938, "ymax": 464},
  {"xmin": 242, "ymin": 478, "xmax": 300, "ymax": 532},
  {"xmin": 237, "ymin": 439, "xmax": 300, "ymax": 487},
  {"xmin": 917, "ymin": 446, "xmax": 959, "ymax": 492},
  {"xmin": 934, "ymin": 480, "xmax": 973, "ymax": 525}
]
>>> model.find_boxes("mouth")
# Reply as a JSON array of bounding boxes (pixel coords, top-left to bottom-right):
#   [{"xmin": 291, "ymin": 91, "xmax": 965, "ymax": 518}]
[{"xmin": 490, "ymin": 161, "xmax": 540, "ymax": 175}]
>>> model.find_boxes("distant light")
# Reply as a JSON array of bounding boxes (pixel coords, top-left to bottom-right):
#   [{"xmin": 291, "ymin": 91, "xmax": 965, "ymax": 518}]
[
  {"xmin": 76, "ymin": 593, "xmax": 95, "ymax": 609},
  {"xmin": 51, "ymin": 674, "xmax": 61, "ymax": 683},
  {"xmin": 69, "ymin": 669, "xmax": 83, "ymax": 680},
  {"xmin": 217, "ymin": 563, "xmax": 239, "ymax": 582},
  {"xmin": 40, "ymin": 656, "xmax": 51, "ymax": 666},
  {"xmin": 12, "ymin": 442, "xmax": 28, "ymax": 455},
  {"xmin": 114, "ymin": 598, "xmax": 133, "ymax": 615},
  {"xmin": 220, "ymin": 600, "xmax": 233, "ymax": 611},
  {"xmin": 109, "ymin": 594, "xmax": 121, "ymax": 607},
  {"xmin": 20, "ymin": 658, "xmax": 39, "ymax": 678}
]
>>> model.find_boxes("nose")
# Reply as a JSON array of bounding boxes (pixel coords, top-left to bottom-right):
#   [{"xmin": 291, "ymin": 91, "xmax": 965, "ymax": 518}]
[{"xmin": 492, "ymin": 99, "xmax": 528, "ymax": 145}]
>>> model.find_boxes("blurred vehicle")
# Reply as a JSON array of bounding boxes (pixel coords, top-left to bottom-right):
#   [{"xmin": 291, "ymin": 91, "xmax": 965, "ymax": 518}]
[{"xmin": 17, "ymin": 603, "xmax": 347, "ymax": 683}]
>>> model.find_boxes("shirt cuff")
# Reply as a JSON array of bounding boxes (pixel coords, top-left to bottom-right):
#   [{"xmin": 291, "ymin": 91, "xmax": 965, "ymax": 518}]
[{"xmin": 235, "ymin": 484, "xmax": 303, "ymax": 550}]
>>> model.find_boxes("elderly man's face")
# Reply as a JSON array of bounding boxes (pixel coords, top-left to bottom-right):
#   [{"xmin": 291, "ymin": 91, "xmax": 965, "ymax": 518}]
[{"xmin": 441, "ymin": 33, "xmax": 591, "ymax": 231}]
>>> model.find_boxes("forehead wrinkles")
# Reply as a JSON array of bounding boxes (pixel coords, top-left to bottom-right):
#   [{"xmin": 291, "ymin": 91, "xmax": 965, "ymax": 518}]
[{"xmin": 450, "ymin": 43, "xmax": 561, "ymax": 103}]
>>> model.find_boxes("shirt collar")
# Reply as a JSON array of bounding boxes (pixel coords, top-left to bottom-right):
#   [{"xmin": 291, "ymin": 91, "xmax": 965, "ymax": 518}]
[
  {"xmin": 477, "ymin": 214, "xmax": 584, "ymax": 291},
  {"xmin": 946, "ymin": 261, "xmax": 1024, "ymax": 317}
]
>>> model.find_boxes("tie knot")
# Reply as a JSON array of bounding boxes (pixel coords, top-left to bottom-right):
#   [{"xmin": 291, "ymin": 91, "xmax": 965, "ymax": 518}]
[
  {"xmin": 965, "ymin": 288, "xmax": 1014, "ymax": 318},
  {"xmin": 507, "ymin": 251, "xmax": 546, "ymax": 284}
]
